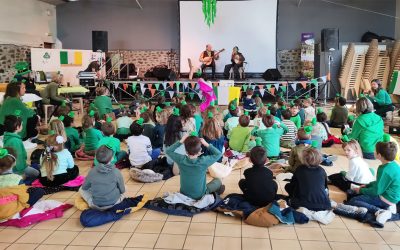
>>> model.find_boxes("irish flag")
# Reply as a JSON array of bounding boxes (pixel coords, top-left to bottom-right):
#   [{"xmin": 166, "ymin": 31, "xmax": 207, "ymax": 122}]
[{"xmin": 60, "ymin": 51, "xmax": 83, "ymax": 66}]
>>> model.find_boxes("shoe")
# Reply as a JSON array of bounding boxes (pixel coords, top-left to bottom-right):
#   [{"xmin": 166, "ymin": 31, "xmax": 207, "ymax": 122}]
[
  {"xmin": 327, "ymin": 155, "xmax": 338, "ymax": 162},
  {"xmin": 217, "ymin": 185, "xmax": 225, "ymax": 195},
  {"xmin": 330, "ymin": 200, "xmax": 338, "ymax": 208},
  {"xmin": 376, "ymin": 209, "xmax": 392, "ymax": 224}
]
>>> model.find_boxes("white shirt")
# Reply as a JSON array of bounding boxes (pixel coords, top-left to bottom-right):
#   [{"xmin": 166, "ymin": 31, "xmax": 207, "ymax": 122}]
[
  {"xmin": 345, "ymin": 156, "xmax": 375, "ymax": 184},
  {"xmin": 224, "ymin": 116, "xmax": 240, "ymax": 132},
  {"xmin": 304, "ymin": 106, "xmax": 316, "ymax": 122},
  {"xmin": 126, "ymin": 135, "xmax": 152, "ymax": 166},
  {"xmin": 117, "ymin": 116, "xmax": 133, "ymax": 129}
]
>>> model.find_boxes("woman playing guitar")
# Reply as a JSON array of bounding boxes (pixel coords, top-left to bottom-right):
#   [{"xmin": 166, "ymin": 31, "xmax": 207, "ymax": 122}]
[{"xmin": 199, "ymin": 44, "xmax": 225, "ymax": 79}]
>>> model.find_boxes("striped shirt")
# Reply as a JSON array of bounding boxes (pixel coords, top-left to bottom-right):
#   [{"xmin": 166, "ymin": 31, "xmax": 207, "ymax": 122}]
[{"xmin": 281, "ymin": 119, "xmax": 297, "ymax": 143}]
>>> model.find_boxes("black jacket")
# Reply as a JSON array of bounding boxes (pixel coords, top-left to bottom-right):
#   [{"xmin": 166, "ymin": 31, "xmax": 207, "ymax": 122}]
[
  {"xmin": 285, "ymin": 164, "xmax": 331, "ymax": 211},
  {"xmin": 239, "ymin": 165, "xmax": 277, "ymax": 207}
]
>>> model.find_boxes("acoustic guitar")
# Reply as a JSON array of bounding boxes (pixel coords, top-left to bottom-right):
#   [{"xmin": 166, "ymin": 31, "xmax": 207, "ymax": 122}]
[{"xmin": 203, "ymin": 48, "xmax": 225, "ymax": 65}]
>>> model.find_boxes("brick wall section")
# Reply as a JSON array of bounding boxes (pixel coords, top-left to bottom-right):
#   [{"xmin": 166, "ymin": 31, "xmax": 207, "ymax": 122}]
[
  {"xmin": 109, "ymin": 50, "xmax": 180, "ymax": 76},
  {"xmin": 0, "ymin": 45, "xmax": 31, "ymax": 82},
  {"xmin": 277, "ymin": 49, "xmax": 301, "ymax": 78}
]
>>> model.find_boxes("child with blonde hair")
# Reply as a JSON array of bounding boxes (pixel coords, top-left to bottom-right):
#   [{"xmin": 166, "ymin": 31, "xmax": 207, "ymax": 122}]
[
  {"xmin": 303, "ymin": 97, "xmax": 316, "ymax": 122},
  {"xmin": 328, "ymin": 138, "xmax": 374, "ymax": 192},
  {"xmin": 50, "ymin": 118, "xmax": 67, "ymax": 143},
  {"xmin": 180, "ymin": 103, "xmax": 196, "ymax": 135},
  {"xmin": 39, "ymin": 134, "xmax": 78, "ymax": 186},
  {"xmin": 202, "ymin": 112, "xmax": 224, "ymax": 160},
  {"xmin": 153, "ymin": 107, "xmax": 169, "ymax": 149},
  {"xmin": 82, "ymin": 112, "xmax": 104, "ymax": 156}
]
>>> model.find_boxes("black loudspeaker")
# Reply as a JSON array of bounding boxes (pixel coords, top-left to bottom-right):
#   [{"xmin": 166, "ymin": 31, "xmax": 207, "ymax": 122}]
[
  {"xmin": 153, "ymin": 67, "xmax": 176, "ymax": 81},
  {"xmin": 92, "ymin": 31, "xmax": 108, "ymax": 52},
  {"xmin": 321, "ymin": 28, "xmax": 339, "ymax": 52},
  {"xmin": 262, "ymin": 69, "xmax": 282, "ymax": 81}
]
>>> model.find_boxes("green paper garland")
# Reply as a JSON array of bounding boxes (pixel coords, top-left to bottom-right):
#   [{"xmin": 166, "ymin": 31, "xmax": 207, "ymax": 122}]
[{"xmin": 203, "ymin": 0, "xmax": 217, "ymax": 27}]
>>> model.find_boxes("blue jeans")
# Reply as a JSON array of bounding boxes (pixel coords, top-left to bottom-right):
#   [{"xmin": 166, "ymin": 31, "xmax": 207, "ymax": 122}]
[
  {"xmin": 116, "ymin": 150, "xmax": 128, "ymax": 161},
  {"xmin": 151, "ymin": 148, "xmax": 161, "ymax": 160},
  {"xmin": 363, "ymin": 152, "xmax": 375, "ymax": 160},
  {"xmin": 347, "ymin": 195, "xmax": 389, "ymax": 214}
]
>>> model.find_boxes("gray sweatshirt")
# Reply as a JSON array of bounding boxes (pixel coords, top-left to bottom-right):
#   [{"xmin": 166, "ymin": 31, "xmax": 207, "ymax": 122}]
[{"xmin": 82, "ymin": 163, "xmax": 125, "ymax": 207}]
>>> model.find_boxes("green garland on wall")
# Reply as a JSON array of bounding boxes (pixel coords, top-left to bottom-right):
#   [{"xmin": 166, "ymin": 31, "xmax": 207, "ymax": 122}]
[{"xmin": 202, "ymin": 0, "xmax": 217, "ymax": 27}]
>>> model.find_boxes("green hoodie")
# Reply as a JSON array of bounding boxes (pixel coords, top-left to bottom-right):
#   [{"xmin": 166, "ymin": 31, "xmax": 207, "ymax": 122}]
[
  {"xmin": 361, "ymin": 161, "xmax": 400, "ymax": 204},
  {"xmin": 94, "ymin": 95, "xmax": 113, "ymax": 119},
  {"xmin": 3, "ymin": 132, "xmax": 27, "ymax": 175},
  {"xmin": 368, "ymin": 89, "xmax": 392, "ymax": 106},
  {"xmin": 0, "ymin": 97, "xmax": 36, "ymax": 139},
  {"xmin": 348, "ymin": 112, "xmax": 383, "ymax": 153}
]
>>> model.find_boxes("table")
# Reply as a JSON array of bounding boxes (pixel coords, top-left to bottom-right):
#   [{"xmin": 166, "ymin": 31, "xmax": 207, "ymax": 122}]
[{"xmin": 35, "ymin": 85, "xmax": 89, "ymax": 94}]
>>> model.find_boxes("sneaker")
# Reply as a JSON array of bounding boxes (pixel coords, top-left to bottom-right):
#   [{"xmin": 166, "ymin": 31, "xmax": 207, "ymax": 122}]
[
  {"xmin": 327, "ymin": 155, "xmax": 338, "ymax": 162},
  {"xmin": 376, "ymin": 209, "xmax": 392, "ymax": 224},
  {"xmin": 217, "ymin": 185, "xmax": 225, "ymax": 195},
  {"xmin": 330, "ymin": 200, "xmax": 338, "ymax": 208}
]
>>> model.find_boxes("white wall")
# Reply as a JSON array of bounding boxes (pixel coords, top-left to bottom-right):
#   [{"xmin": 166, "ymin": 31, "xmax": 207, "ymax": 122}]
[{"xmin": 0, "ymin": 0, "xmax": 57, "ymax": 46}]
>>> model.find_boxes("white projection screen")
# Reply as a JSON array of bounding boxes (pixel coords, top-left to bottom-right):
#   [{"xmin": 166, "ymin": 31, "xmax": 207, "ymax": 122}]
[{"xmin": 179, "ymin": 0, "xmax": 278, "ymax": 74}]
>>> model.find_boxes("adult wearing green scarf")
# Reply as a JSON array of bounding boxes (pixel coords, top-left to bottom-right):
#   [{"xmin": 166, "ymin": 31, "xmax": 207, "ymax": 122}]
[
  {"xmin": 347, "ymin": 97, "xmax": 383, "ymax": 159},
  {"xmin": 0, "ymin": 81, "xmax": 39, "ymax": 141},
  {"xmin": 367, "ymin": 79, "xmax": 393, "ymax": 118}
]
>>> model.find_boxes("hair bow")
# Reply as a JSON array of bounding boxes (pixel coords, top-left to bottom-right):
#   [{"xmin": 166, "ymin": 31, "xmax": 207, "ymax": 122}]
[
  {"xmin": 190, "ymin": 131, "xmax": 198, "ymax": 137},
  {"xmin": 208, "ymin": 111, "xmax": 213, "ymax": 118},
  {"xmin": 305, "ymin": 94, "xmax": 310, "ymax": 99},
  {"xmin": 311, "ymin": 140, "xmax": 319, "ymax": 148},
  {"xmin": 0, "ymin": 148, "xmax": 9, "ymax": 159},
  {"xmin": 210, "ymin": 101, "xmax": 215, "ymax": 107},
  {"xmin": 56, "ymin": 135, "xmax": 64, "ymax": 144},
  {"xmin": 140, "ymin": 107, "xmax": 148, "ymax": 114},
  {"xmin": 289, "ymin": 101, "xmax": 295, "ymax": 106},
  {"xmin": 311, "ymin": 118, "xmax": 317, "ymax": 126},
  {"xmin": 336, "ymin": 93, "xmax": 341, "ymax": 97},
  {"xmin": 61, "ymin": 101, "xmax": 67, "ymax": 107},
  {"xmin": 156, "ymin": 107, "xmax": 163, "ymax": 113},
  {"xmin": 266, "ymin": 103, "xmax": 272, "ymax": 107},
  {"xmin": 164, "ymin": 102, "xmax": 171, "ymax": 107},
  {"xmin": 266, "ymin": 110, "xmax": 271, "ymax": 115},
  {"xmin": 48, "ymin": 130, "xmax": 55, "ymax": 135},
  {"xmin": 304, "ymin": 126, "xmax": 313, "ymax": 134},
  {"xmin": 341, "ymin": 135, "xmax": 350, "ymax": 142},
  {"xmin": 244, "ymin": 111, "xmax": 249, "ymax": 116},
  {"xmin": 21, "ymin": 79, "xmax": 27, "ymax": 83},
  {"xmin": 106, "ymin": 117, "xmax": 113, "ymax": 123},
  {"xmin": 348, "ymin": 115, "xmax": 355, "ymax": 122},
  {"xmin": 136, "ymin": 118, "xmax": 144, "ymax": 126},
  {"xmin": 282, "ymin": 106, "xmax": 287, "ymax": 111},
  {"xmin": 172, "ymin": 107, "xmax": 180, "ymax": 116},
  {"xmin": 229, "ymin": 103, "xmax": 237, "ymax": 111},
  {"xmin": 68, "ymin": 111, "xmax": 75, "ymax": 118},
  {"xmin": 181, "ymin": 100, "xmax": 187, "ymax": 106},
  {"xmin": 89, "ymin": 110, "xmax": 95, "ymax": 117},
  {"xmin": 383, "ymin": 133, "xmax": 390, "ymax": 143},
  {"xmin": 58, "ymin": 115, "xmax": 65, "ymax": 121},
  {"xmin": 255, "ymin": 137, "xmax": 262, "ymax": 147},
  {"xmin": 14, "ymin": 110, "xmax": 21, "ymax": 117},
  {"xmin": 359, "ymin": 93, "xmax": 365, "ymax": 98}
]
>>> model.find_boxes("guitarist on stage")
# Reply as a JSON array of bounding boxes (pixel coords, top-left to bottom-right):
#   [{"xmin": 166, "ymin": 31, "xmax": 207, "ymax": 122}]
[
  {"xmin": 231, "ymin": 46, "xmax": 245, "ymax": 79},
  {"xmin": 199, "ymin": 44, "xmax": 222, "ymax": 79}
]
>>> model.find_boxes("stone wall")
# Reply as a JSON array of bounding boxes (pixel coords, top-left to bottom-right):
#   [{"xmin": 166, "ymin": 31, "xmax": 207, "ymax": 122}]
[
  {"xmin": 277, "ymin": 49, "xmax": 301, "ymax": 78},
  {"xmin": 109, "ymin": 50, "xmax": 179, "ymax": 76},
  {"xmin": 0, "ymin": 45, "xmax": 31, "ymax": 83}
]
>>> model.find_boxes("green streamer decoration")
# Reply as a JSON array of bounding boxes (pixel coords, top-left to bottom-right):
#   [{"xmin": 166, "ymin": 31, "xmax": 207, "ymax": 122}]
[{"xmin": 203, "ymin": 0, "xmax": 217, "ymax": 27}]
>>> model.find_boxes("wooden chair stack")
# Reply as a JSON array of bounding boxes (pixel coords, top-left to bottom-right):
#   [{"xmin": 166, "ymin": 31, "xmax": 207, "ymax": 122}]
[
  {"xmin": 361, "ymin": 39, "xmax": 379, "ymax": 92},
  {"xmin": 339, "ymin": 43, "xmax": 365, "ymax": 98},
  {"xmin": 389, "ymin": 40, "xmax": 400, "ymax": 86}
]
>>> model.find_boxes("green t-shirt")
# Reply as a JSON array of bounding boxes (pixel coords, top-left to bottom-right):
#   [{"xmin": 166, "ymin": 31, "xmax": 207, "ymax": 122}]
[
  {"xmin": 229, "ymin": 126, "xmax": 252, "ymax": 153},
  {"xmin": 65, "ymin": 127, "xmax": 81, "ymax": 152},
  {"xmin": 254, "ymin": 127, "xmax": 285, "ymax": 157},
  {"xmin": 94, "ymin": 136, "xmax": 121, "ymax": 165},
  {"xmin": 290, "ymin": 114, "xmax": 301, "ymax": 129},
  {"xmin": 3, "ymin": 132, "xmax": 27, "ymax": 175},
  {"xmin": 94, "ymin": 95, "xmax": 113, "ymax": 119},
  {"xmin": 84, "ymin": 128, "xmax": 103, "ymax": 152}
]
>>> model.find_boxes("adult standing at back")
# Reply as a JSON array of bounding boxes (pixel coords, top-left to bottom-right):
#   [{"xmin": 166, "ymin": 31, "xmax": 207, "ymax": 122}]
[
  {"xmin": 0, "ymin": 81, "xmax": 39, "ymax": 143},
  {"xmin": 346, "ymin": 97, "xmax": 383, "ymax": 159},
  {"xmin": 367, "ymin": 79, "xmax": 393, "ymax": 118}
]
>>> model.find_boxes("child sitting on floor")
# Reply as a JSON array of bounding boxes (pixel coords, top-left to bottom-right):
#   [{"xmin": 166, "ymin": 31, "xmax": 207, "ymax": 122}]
[
  {"xmin": 253, "ymin": 105, "xmax": 268, "ymax": 130},
  {"xmin": 243, "ymin": 88, "xmax": 257, "ymax": 119},
  {"xmin": 96, "ymin": 118, "xmax": 128, "ymax": 165},
  {"xmin": 303, "ymin": 97, "xmax": 316, "ymax": 122},
  {"xmin": 228, "ymin": 114, "xmax": 252, "ymax": 153},
  {"xmin": 239, "ymin": 146, "xmax": 277, "ymax": 207},
  {"xmin": 93, "ymin": 87, "xmax": 116, "ymax": 120},
  {"xmin": 190, "ymin": 104, "xmax": 203, "ymax": 134},
  {"xmin": 82, "ymin": 112, "xmax": 104, "ymax": 156},
  {"xmin": 253, "ymin": 114, "xmax": 285, "ymax": 159},
  {"xmin": 285, "ymin": 146, "xmax": 331, "ymax": 211},
  {"xmin": 166, "ymin": 133, "xmax": 225, "ymax": 200},
  {"xmin": 202, "ymin": 112, "xmax": 224, "ymax": 160},
  {"xmin": 328, "ymin": 138, "xmax": 374, "ymax": 192},
  {"xmin": 80, "ymin": 145, "xmax": 125, "ymax": 210},
  {"xmin": 223, "ymin": 99, "xmax": 238, "ymax": 122},
  {"xmin": 39, "ymin": 134, "xmax": 79, "ymax": 187},
  {"xmin": 153, "ymin": 107, "xmax": 169, "ymax": 149},
  {"xmin": 49, "ymin": 118, "xmax": 67, "ymax": 143},
  {"xmin": 280, "ymin": 108, "xmax": 298, "ymax": 148},
  {"xmin": 115, "ymin": 107, "xmax": 133, "ymax": 142},
  {"xmin": 294, "ymin": 98, "xmax": 305, "ymax": 126},
  {"xmin": 127, "ymin": 118, "xmax": 160, "ymax": 168},
  {"xmin": 180, "ymin": 102, "xmax": 196, "ymax": 135},
  {"xmin": 224, "ymin": 103, "xmax": 240, "ymax": 135},
  {"xmin": 286, "ymin": 127, "xmax": 313, "ymax": 173},
  {"xmin": 317, "ymin": 109, "xmax": 339, "ymax": 147},
  {"xmin": 338, "ymin": 134, "xmax": 400, "ymax": 224},
  {"xmin": 290, "ymin": 104, "xmax": 302, "ymax": 129},
  {"xmin": 330, "ymin": 96, "xmax": 348, "ymax": 128},
  {"xmin": 3, "ymin": 114, "xmax": 39, "ymax": 179},
  {"xmin": 62, "ymin": 112, "xmax": 81, "ymax": 155},
  {"xmin": 0, "ymin": 147, "xmax": 23, "ymax": 187},
  {"xmin": 140, "ymin": 108, "xmax": 155, "ymax": 143}
]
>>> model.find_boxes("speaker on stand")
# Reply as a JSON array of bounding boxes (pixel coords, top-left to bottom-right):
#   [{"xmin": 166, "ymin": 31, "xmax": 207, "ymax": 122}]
[
  {"xmin": 320, "ymin": 28, "xmax": 339, "ymax": 104},
  {"xmin": 92, "ymin": 31, "xmax": 108, "ymax": 52}
]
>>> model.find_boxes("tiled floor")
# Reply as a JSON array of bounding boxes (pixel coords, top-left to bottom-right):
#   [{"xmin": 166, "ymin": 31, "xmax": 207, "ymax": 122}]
[{"xmin": 2, "ymin": 114, "xmax": 400, "ymax": 249}]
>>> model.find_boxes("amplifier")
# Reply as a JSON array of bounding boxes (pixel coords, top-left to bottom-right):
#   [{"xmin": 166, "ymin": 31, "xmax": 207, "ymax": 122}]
[
  {"xmin": 389, "ymin": 125, "xmax": 400, "ymax": 135},
  {"xmin": 79, "ymin": 78, "xmax": 95, "ymax": 87}
]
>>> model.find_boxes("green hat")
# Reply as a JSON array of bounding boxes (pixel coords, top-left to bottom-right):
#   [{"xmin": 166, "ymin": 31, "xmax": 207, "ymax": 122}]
[
  {"xmin": 304, "ymin": 126, "xmax": 313, "ymax": 134},
  {"xmin": 282, "ymin": 106, "xmax": 287, "ymax": 111},
  {"xmin": 289, "ymin": 101, "xmax": 295, "ymax": 106},
  {"xmin": 383, "ymin": 133, "xmax": 391, "ymax": 143},
  {"xmin": 317, "ymin": 108, "xmax": 323, "ymax": 114},
  {"xmin": 336, "ymin": 93, "xmax": 341, "ymax": 97},
  {"xmin": 294, "ymin": 96, "xmax": 299, "ymax": 100},
  {"xmin": 255, "ymin": 137, "xmax": 262, "ymax": 147},
  {"xmin": 359, "ymin": 93, "xmax": 365, "ymax": 98},
  {"xmin": 341, "ymin": 135, "xmax": 350, "ymax": 142},
  {"xmin": 58, "ymin": 115, "xmax": 65, "ymax": 121},
  {"xmin": 208, "ymin": 111, "xmax": 213, "ymax": 118},
  {"xmin": 48, "ymin": 130, "xmax": 55, "ymax": 135},
  {"xmin": 266, "ymin": 110, "xmax": 271, "ymax": 115},
  {"xmin": 172, "ymin": 107, "xmax": 180, "ymax": 116},
  {"xmin": 140, "ymin": 106, "xmax": 148, "ymax": 114},
  {"xmin": 14, "ymin": 62, "xmax": 31, "ymax": 76},
  {"xmin": 230, "ymin": 103, "xmax": 237, "ymax": 111},
  {"xmin": 244, "ymin": 111, "xmax": 249, "ymax": 116},
  {"xmin": 119, "ymin": 104, "xmax": 124, "ymax": 109},
  {"xmin": 311, "ymin": 140, "xmax": 319, "ymax": 148},
  {"xmin": 89, "ymin": 110, "xmax": 95, "ymax": 117},
  {"xmin": 305, "ymin": 94, "xmax": 310, "ymax": 99},
  {"xmin": 0, "ymin": 148, "xmax": 10, "ymax": 159},
  {"xmin": 190, "ymin": 131, "xmax": 198, "ymax": 137},
  {"xmin": 106, "ymin": 117, "xmax": 112, "ymax": 123},
  {"xmin": 14, "ymin": 110, "xmax": 22, "ymax": 117},
  {"xmin": 156, "ymin": 106, "xmax": 163, "ymax": 113},
  {"xmin": 348, "ymin": 115, "xmax": 355, "ymax": 122},
  {"xmin": 164, "ymin": 102, "xmax": 171, "ymax": 107},
  {"xmin": 136, "ymin": 118, "xmax": 144, "ymax": 126},
  {"xmin": 61, "ymin": 100, "xmax": 67, "ymax": 107},
  {"xmin": 181, "ymin": 100, "xmax": 187, "ymax": 106},
  {"xmin": 68, "ymin": 111, "xmax": 75, "ymax": 118},
  {"xmin": 266, "ymin": 103, "xmax": 271, "ymax": 107},
  {"xmin": 210, "ymin": 101, "xmax": 215, "ymax": 107},
  {"xmin": 311, "ymin": 118, "xmax": 317, "ymax": 126}
]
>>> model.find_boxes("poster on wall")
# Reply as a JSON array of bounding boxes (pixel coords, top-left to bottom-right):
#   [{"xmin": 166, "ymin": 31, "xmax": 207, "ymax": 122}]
[
  {"xmin": 300, "ymin": 33, "xmax": 315, "ymax": 79},
  {"xmin": 31, "ymin": 48, "xmax": 105, "ymax": 86}
]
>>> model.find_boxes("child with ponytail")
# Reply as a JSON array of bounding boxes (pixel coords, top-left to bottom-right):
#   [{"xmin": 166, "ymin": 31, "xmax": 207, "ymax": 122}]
[
  {"xmin": 39, "ymin": 133, "xmax": 79, "ymax": 187},
  {"xmin": 201, "ymin": 111, "xmax": 224, "ymax": 160}
]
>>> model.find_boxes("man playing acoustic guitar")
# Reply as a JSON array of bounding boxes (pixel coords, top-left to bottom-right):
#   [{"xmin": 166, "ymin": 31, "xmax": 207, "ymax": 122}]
[{"xmin": 199, "ymin": 44, "xmax": 224, "ymax": 79}]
